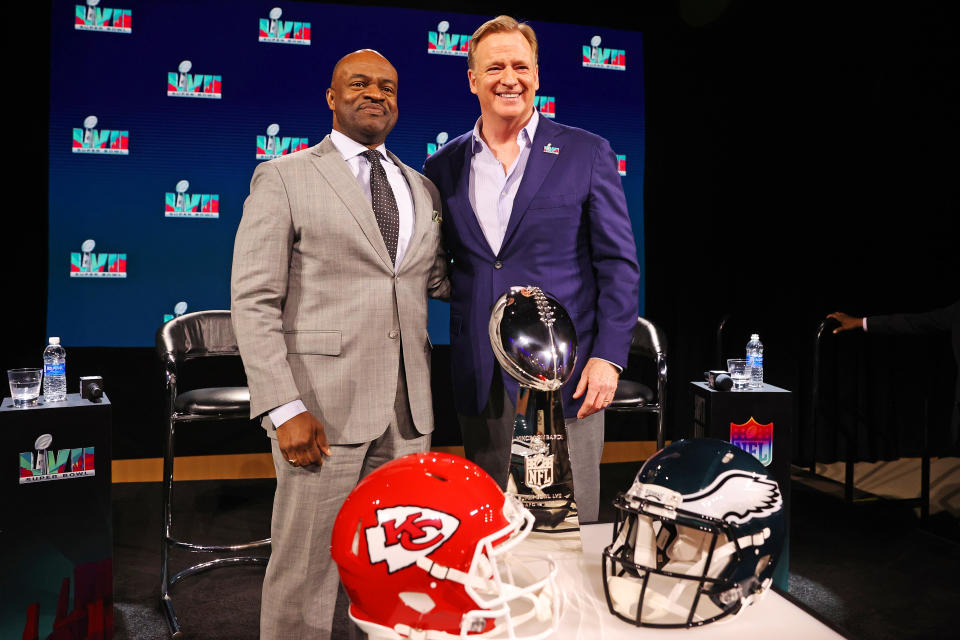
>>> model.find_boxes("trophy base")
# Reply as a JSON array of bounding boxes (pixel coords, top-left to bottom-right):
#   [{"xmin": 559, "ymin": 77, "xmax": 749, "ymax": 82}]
[{"xmin": 505, "ymin": 475, "xmax": 582, "ymax": 548}]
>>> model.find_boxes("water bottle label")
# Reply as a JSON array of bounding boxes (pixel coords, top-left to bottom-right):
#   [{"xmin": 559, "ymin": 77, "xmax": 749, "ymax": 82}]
[{"xmin": 44, "ymin": 363, "xmax": 65, "ymax": 376}]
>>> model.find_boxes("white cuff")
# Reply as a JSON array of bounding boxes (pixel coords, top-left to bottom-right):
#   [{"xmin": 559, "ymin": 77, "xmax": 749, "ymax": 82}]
[
  {"xmin": 862, "ymin": 317, "xmax": 868, "ymax": 331},
  {"xmin": 269, "ymin": 400, "xmax": 308, "ymax": 428},
  {"xmin": 594, "ymin": 357, "xmax": 623, "ymax": 373}
]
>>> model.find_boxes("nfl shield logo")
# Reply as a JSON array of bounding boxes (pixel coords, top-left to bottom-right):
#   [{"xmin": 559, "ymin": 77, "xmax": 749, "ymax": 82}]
[
  {"xmin": 524, "ymin": 453, "xmax": 555, "ymax": 490},
  {"xmin": 730, "ymin": 417, "xmax": 774, "ymax": 466}
]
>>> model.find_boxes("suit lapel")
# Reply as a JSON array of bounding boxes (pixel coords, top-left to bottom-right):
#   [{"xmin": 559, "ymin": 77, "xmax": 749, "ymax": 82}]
[
  {"xmin": 309, "ymin": 136, "xmax": 393, "ymax": 271},
  {"xmin": 389, "ymin": 150, "xmax": 432, "ymax": 271},
  {"xmin": 450, "ymin": 137, "xmax": 497, "ymax": 258},
  {"xmin": 502, "ymin": 118, "xmax": 563, "ymax": 251}
]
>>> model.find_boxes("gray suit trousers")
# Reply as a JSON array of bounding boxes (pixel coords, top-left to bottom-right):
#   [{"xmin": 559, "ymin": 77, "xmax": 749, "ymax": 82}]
[
  {"xmin": 457, "ymin": 373, "xmax": 604, "ymax": 522},
  {"xmin": 260, "ymin": 367, "xmax": 429, "ymax": 640}
]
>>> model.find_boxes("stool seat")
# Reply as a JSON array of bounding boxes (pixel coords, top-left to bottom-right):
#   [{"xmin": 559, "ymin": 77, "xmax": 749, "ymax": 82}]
[
  {"xmin": 174, "ymin": 386, "xmax": 250, "ymax": 415},
  {"xmin": 609, "ymin": 379, "xmax": 655, "ymax": 408}
]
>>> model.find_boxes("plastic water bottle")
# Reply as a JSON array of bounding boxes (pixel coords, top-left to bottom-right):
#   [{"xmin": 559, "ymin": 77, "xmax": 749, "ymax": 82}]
[
  {"xmin": 43, "ymin": 337, "xmax": 67, "ymax": 402},
  {"xmin": 746, "ymin": 333, "xmax": 763, "ymax": 390}
]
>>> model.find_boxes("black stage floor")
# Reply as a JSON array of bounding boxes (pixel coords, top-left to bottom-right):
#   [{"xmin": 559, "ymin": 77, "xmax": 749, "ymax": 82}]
[{"xmin": 110, "ymin": 463, "xmax": 959, "ymax": 640}]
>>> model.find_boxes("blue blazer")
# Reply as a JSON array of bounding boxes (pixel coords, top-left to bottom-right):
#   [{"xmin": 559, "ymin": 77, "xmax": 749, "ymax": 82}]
[{"xmin": 424, "ymin": 116, "xmax": 641, "ymax": 418}]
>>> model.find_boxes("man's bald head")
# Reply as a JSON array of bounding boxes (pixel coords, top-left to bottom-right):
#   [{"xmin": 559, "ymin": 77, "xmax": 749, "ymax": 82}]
[
  {"xmin": 330, "ymin": 49, "xmax": 396, "ymax": 88},
  {"xmin": 326, "ymin": 49, "xmax": 399, "ymax": 149}
]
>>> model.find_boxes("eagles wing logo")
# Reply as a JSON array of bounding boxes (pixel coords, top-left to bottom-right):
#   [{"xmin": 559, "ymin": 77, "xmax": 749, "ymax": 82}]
[
  {"xmin": 365, "ymin": 506, "xmax": 460, "ymax": 573},
  {"xmin": 681, "ymin": 470, "xmax": 782, "ymax": 525}
]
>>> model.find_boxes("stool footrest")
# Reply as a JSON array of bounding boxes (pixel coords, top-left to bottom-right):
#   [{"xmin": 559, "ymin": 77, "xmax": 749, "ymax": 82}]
[
  {"xmin": 166, "ymin": 536, "xmax": 271, "ymax": 553},
  {"xmin": 168, "ymin": 555, "xmax": 269, "ymax": 588}
]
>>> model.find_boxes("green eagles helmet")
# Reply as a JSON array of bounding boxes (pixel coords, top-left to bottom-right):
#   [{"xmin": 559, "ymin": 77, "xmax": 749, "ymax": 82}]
[{"xmin": 602, "ymin": 438, "xmax": 785, "ymax": 628}]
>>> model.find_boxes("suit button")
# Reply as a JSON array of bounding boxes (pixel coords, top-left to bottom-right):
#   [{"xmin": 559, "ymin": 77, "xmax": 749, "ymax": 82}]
[
  {"xmin": 388, "ymin": 330, "xmax": 399, "ymax": 339},
  {"xmin": 494, "ymin": 260, "xmax": 503, "ymax": 269}
]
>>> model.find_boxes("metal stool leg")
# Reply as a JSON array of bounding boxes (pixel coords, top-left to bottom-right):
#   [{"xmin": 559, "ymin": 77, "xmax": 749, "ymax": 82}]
[
  {"xmin": 160, "ymin": 417, "xmax": 183, "ymax": 638},
  {"xmin": 921, "ymin": 399, "xmax": 931, "ymax": 522}
]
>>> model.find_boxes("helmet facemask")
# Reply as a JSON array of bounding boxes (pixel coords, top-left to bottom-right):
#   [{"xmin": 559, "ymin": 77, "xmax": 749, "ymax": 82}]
[{"xmin": 602, "ymin": 482, "xmax": 772, "ymax": 628}]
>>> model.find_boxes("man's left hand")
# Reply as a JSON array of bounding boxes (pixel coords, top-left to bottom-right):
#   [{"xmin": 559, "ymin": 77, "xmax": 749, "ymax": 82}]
[{"xmin": 572, "ymin": 358, "xmax": 620, "ymax": 419}]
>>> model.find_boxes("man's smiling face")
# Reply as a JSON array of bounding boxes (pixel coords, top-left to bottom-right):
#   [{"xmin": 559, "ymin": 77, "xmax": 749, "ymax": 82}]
[{"xmin": 468, "ymin": 31, "xmax": 539, "ymax": 128}]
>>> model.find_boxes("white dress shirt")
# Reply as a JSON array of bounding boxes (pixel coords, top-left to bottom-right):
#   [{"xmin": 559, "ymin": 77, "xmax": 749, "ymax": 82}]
[
  {"xmin": 269, "ymin": 130, "xmax": 415, "ymax": 429},
  {"xmin": 469, "ymin": 111, "xmax": 539, "ymax": 255}
]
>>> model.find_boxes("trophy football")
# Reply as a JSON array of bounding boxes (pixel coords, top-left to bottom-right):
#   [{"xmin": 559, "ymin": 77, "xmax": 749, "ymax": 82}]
[{"xmin": 489, "ymin": 286, "xmax": 579, "ymax": 535}]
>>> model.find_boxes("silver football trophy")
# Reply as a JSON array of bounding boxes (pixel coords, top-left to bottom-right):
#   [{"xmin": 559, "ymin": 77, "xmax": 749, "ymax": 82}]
[{"xmin": 489, "ymin": 286, "xmax": 579, "ymax": 534}]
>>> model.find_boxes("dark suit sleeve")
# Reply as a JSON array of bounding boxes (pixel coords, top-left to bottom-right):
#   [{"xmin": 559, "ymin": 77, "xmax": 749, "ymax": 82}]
[
  {"xmin": 868, "ymin": 300, "xmax": 960, "ymax": 335},
  {"xmin": 585, "ymin": 138, "xmax": 641, "ymax": 367}
]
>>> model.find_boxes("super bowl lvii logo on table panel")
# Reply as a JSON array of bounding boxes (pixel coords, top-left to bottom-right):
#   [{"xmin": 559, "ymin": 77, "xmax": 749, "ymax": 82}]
[
  {"xmin": 257, "ymin": 124, "xmax": 308, "ymax": 159},
  {"xmin": 72, "ymin": 115, "xmax": 128, "ymax": 155},
  {"xmin": 259, "ymin": 6, "xmax": 310, "ymax": 44},
  {"xmin": 427, "ymin": 20, "xmax": 471, "ymax": 56},
  {"xmin": 534, "ymin": 96, "xmax": 556, "ymax": 119},
  {"xmin": 168, "ymin": 60, "xmax": 222, "ymax": 99},
  {"xmin": 70, "ymin": 239, "xmax": 126, "ymax": 278},
  {"xmin": 20, "ymin": 434, "xmax": 95, "ymax": 484},
  {"xmin": 582, "ymin": 35, "xmax": 626, "ymax": 70},
  {"xmin": 75, "ymin": 0, "xmax": 131, "ymax": 33},
  {"xmin": 165, "ymin": 180, "xmax": 219, "ymax": 218}
]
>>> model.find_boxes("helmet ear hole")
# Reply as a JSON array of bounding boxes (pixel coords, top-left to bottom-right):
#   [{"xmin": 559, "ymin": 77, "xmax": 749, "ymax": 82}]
[
  {"xmin": 754, "ymin": 554, "xmax": 771, "ymax": 576},
  {"xmin": 351, "ymin": 521, "xmax": 361, "ymax": 556},
  {"xmin": 399, "ymin": 591, "xmax": 436, "ymax": 614}
]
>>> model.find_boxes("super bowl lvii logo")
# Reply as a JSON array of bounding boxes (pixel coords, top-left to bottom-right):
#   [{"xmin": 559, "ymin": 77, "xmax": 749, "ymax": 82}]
[
  {"xmin": 257, "ymin": 123, "xmax": 308, "ymax": 159},
  {"xmin": 70, "ymin": 239, "xmax": 126, "ymax": 278},
  {"xmin": 75, "ymin": 0, "xmax": 131, "ymax": 33},
  {"xmin": 616, "ymin": 154, "xmax": 627, "ymax": 176},
  {"xmin": 20, "ymin": 434, "xmax": 95, "ymax": 484},
  {"xmin": 428, "ymin": 20, "xmax": 471, "ymax": 56},
  {"xmin": 259, "ymin": 6, "xmax": 310, "ymax": 44},
  {"xmin": 168, "ymin": 60, "xmax": 222, "ymax": 99},
  {"xmin": 164, "ymin": 301, "xmax": 188, "ymax": 323},
  {"xmin": 165, "ymin": 180, "xmax": 219, "ymax": 218},
  {"xmin": 73, "ymin": 115, "xmax": 128, "ymax": 155},
  {"xmin": 427, "ymin": 132, "xmax": 448, "ymax": 158},
  {"xmin": 534, "ymin": 96, "xmax": 556, "ymax": 119},
  {"xmin": 583, "ymin": 35, "xmax": 626, "ymax": 70}
]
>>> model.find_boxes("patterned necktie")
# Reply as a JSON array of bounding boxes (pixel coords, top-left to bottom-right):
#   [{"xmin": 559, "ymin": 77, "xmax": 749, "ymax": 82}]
[{"xmin": 363, "ymin": 149, "xmax": 399, "ymax": 264}]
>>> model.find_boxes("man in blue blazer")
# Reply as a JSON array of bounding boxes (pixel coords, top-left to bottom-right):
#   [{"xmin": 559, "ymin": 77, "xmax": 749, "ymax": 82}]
[{"xmin": 423, "ymin": 15, "xmax": 640, "ymax": 521}]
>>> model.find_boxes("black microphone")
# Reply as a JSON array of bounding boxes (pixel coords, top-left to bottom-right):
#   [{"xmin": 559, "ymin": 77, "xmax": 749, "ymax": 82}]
[
  {"xmin": 705, "ymin": 370, "xmax": 733, "ymax": 391},
  {"xmin": 80, "ymin": 376, "xmax": 104, "ymax": 402}
]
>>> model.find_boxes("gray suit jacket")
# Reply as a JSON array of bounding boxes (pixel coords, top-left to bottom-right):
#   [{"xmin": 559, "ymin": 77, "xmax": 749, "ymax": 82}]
[{"xmin": 231, "ymin": 136, "xmax": 448, "ymax": 444}]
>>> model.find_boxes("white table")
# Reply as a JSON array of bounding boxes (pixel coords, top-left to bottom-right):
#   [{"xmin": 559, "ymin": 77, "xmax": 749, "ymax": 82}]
[{"xmin": 516, "ymin": 523, "xmax": 845, "ymax": 639}]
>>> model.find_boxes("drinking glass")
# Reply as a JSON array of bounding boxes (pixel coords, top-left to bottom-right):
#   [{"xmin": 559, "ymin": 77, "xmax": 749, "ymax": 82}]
[
  {"xmin": 8, "ymin": 368, "xmax": 43, "ymax": 407},
  {"xmin": 726, "ymin": 359, "xmax": 750, "ymax": 391}
]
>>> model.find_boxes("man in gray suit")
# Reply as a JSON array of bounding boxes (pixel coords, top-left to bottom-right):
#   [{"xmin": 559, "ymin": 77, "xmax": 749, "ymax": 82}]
[{"xmin": 231, "ymin": 49, "xmax": 448, "ymax": 640}]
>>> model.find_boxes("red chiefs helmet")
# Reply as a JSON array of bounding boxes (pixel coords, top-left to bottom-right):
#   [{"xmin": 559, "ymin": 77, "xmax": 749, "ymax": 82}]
[{"xmin": 331, "ymin": 452, "xmax": 561, "ymax": 639}]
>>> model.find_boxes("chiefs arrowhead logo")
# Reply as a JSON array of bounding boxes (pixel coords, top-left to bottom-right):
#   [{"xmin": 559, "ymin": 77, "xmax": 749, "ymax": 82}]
[{"xmin": 365, "ymin": 506, "xmax": 460, "ymax": 573}]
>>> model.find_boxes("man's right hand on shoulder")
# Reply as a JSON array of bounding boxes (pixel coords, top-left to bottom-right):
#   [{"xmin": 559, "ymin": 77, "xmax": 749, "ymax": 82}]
[{"xmin": 277, "ymin": 412, "xmax": 333, "ymax": 467}]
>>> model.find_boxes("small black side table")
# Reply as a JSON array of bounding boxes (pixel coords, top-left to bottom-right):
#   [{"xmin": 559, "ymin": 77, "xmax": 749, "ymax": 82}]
[{"xmin": 0, "ymin": 393, "xmax": 113, "ymax": 639}]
